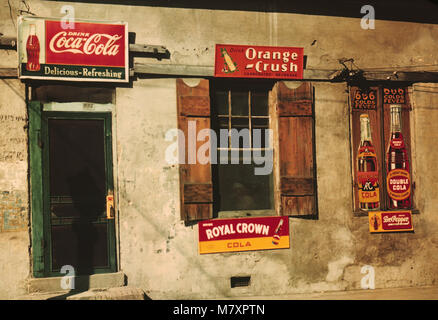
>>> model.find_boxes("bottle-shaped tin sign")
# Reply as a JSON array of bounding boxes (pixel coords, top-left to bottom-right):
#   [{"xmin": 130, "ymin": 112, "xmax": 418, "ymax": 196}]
[
  {"xmin": 220, "ymin": 48, "xmax": 237, "ymax": 73},
  {"xmin": 357, "ymin": 114, "xmax": 380, "ymax": 210},
  {"xmin": 271, "ymin": 218, "xmax": 284, "ymax": 245},
  {"xmin": 386, "ymin": 105, "xmax": 411, "ymax": 209},
  {"xmin": 26, "ymin": 24, "xmax": 40, "ymax": 71}
]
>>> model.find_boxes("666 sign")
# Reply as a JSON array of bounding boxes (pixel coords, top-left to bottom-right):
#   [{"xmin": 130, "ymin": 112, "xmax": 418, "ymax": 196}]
[{"xmin": 18, "ymin": 16, "xmax": 128, "ymax": 82}]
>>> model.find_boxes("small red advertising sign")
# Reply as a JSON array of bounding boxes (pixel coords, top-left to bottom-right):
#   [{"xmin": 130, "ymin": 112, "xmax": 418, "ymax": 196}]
[
  {"xmin": 369, "ymin": 211, "xmax": 413, "ymax": 233},
  {"xmin": 198, "ymin": 216, "xmax": 289, "ymax": 254},
  {"xmin": 18, "ymin": 16, "xmax": 128, "ymax": 82},
  {"xmin": 214, "ymin": 44, "xmax": 304, "ymax": 79}
]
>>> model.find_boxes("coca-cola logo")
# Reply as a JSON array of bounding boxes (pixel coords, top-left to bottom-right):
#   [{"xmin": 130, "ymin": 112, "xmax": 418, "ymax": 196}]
[
  {"xmin": 45, "ymin": 20, "xmax": 126, "ymax": 67},
  {"xmin": 49, "ymin": 31, "xmax": 121, "ymax": 56}
]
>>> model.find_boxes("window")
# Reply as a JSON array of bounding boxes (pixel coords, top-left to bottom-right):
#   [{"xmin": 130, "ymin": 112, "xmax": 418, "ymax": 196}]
[
  {"xmin": 211, "ymin": 81, "xmax": 274, "ymax": 213},
  {"xmin": 350, "ymin": 85, "xmax": 414, "ymax": 214},
  {"xmin": 176, "ymin": 79, "xmax": 317, "ymax": 223}
]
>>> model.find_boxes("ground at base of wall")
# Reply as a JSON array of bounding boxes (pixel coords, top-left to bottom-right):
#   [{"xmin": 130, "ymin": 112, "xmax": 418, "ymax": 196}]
[
  {"xmin": 18, "ymin": 287, "xmax": 147, "ymax": 300},
  {"xmin": 219, "ymin": 285, "xmax": 438, "ymax": 300},
  {"xmin": 16, "ymin": 285, "xmax": 438, "ymax": 300}
]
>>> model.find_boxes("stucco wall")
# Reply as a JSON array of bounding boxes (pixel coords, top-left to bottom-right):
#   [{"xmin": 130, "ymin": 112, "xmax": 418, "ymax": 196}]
[
  {"xmin": 114, "ymin": 79, "xmax": 438, "ymax": 298},
  {"xmin": 1, "ymin": 1, "xmax": 438, "ymax": 298},
  {"xmin": 0, "ymin": 79, "xmax": 30, "ymax": 299}
]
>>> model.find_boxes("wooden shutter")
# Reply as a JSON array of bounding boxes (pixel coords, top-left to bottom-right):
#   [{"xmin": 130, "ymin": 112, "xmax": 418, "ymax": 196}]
[
  {"xmin": 177, "ymin": 79, "xmax": 213, "ymax": 222},
  {"xmin": 271, "ymin": 82, "xmax": 317, "ymax": 216}
]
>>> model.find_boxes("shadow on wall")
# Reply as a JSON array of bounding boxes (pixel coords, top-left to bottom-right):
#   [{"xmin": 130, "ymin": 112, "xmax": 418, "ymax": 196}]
[{"xmin": 50, "ymin": 0, "xmax": 438, "ymax": 24}]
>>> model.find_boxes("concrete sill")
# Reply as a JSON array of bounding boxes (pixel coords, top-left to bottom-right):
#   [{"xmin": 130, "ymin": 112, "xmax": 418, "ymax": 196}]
[
  {"xmin": 27, "ymin": 271, "xmax": 126, "ymax": 294},
  {"xmin": 217, "ymin": 210, "xmax": 276, "ymax": 219}
]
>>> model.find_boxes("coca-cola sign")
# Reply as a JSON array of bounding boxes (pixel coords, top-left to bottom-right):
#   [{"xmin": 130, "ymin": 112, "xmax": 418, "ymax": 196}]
[{"xmin": 18, "ymin": 16, "xmax": 128, "ymax": 82}]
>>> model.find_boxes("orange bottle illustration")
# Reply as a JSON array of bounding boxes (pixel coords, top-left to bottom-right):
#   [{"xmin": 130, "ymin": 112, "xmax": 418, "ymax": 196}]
[
  {"xmin": 221, "ymin": 48, "xmax": 237, "ymax": 73},
  {"xmin": 272, "ymin": 219, "xmax": 284, "ymax": 245},
  {"xmin": 357, "ymin": 114, "xmax": 380, "ymax": 210}
]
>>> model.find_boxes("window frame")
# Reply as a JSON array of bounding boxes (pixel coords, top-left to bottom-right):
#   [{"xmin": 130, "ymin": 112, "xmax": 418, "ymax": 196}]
[{"xmin": 210, "ymin": 79, "xmax": 276, "ymax": 218}]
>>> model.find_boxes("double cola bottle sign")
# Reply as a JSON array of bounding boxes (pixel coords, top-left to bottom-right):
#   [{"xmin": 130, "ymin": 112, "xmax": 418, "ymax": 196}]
[{"xmin": 386, "ymin": 105, "xmax": 411, "ymax": 208}]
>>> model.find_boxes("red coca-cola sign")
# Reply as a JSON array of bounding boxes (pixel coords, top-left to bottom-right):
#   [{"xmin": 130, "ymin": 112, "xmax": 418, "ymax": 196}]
[
  {"xmin": 214, "ymin": 44, "xmax": 304, "ymax": 79},
  {"xmin": 45, "ymin": 20, "xmax": 125, "ymax": 67},
  {"xmin": 18, "ymin": 16, "xmax": 128, "ymax": 82}
]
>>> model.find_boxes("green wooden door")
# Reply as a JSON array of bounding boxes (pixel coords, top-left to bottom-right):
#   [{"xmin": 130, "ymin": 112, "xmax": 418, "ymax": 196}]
[{"xmin": 30, "ymin": 102, "xmax": 117, "ymax": 277}]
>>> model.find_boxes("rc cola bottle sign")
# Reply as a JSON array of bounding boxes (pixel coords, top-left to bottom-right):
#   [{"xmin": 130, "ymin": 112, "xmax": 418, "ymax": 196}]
[
  {"xmin": 386, "ymin": 105, "xmax": 411, "ymax": 209},
  {"xmin": 357, "ymin": 114, "xmax": 380, "ymax": 210},
  {"xmin": 26, "ymin": 24, "xmax": 40, "ymax": 72}
]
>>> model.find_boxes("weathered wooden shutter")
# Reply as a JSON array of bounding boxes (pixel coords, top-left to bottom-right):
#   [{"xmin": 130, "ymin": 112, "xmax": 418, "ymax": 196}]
[
  {"xmin": 176, "ymin": 79, "xmax": 213, "ymax": 222},
  {"xmin": 271, "ymin": 82, "xmax": 317, "ymax": 216}
]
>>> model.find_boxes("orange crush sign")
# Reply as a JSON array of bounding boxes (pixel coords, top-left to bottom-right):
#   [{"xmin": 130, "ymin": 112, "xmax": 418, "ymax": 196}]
[
  {"xmin": 214, "ymin": 44, "xmax": 304, "ymax": 79},
  {"xmin": 368, "ymin": 211, "xmax": 414, "ymax": 233},
  {"xmin": 198, "ymin": 216, "xmax": 289, "ymax": 254}
]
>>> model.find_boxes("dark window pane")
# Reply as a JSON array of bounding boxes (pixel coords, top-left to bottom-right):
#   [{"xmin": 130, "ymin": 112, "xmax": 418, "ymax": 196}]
[
  {"xmin": 251, "ymin": 90, "xmax": 269, "ymax": 116},
  {"xmin": 252, "ymin": 117, "xmax": 269, "ymax": 128},
  {"xmin": 218, "ymin": 117, "xmax": 229, "ymax": 129},
  {"xmin": 231, "ymin": 90, "xmax": 249, "ymax": 116},
  {"xmin": 231, "ymin": 118, "xmax": 250, "ymax": 148},
  {"xmin": 214, "ymin": 90, "xmax": 229, "ymax": 115},
  {"xmin": 217, "ymin": 153, "xmax": 273, "ymax": 211},
  {"xmin": 252, "ymin": 118, "xmax": 270, "ymax": 148},
  {"xmin": 51, "ymin": 223, "xmax": 108, "ymax": 273}
]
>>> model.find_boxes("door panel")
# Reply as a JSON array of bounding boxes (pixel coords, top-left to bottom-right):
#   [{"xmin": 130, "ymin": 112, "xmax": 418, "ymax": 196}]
[
  {"xmin": 51, "ymin": 223, "xmax": 109, "ymax": 271},
  {"xmin": 42, "ymin": 112, "xmax": 116, "ymax": 276}
]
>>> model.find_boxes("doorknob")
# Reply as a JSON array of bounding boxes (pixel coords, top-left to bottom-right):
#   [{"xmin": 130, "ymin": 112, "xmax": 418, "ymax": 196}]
[{"xmin": 106, "ymin": 191, "xmax": 115, "ymax": 219}]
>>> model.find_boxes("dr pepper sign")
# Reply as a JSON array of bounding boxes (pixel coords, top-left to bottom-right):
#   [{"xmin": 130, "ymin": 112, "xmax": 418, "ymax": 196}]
[
  {"xmin": 198, "ymin": 216, "xmax": 289, "ymax": 254},
  {"xmin": 215, "ymin": 44, "xmax": 304, "ymax": 79},
  {"xmin": 18, "ymin": 16, "xmax": 128, "ymax": 82}
]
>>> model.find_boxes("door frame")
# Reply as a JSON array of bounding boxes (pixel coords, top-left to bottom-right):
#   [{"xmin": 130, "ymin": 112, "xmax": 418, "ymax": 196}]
[{"xmin": 29, "ymin": 101, "xmax": 117, "ymax": 277}]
